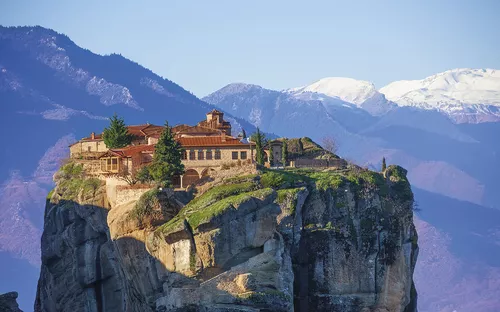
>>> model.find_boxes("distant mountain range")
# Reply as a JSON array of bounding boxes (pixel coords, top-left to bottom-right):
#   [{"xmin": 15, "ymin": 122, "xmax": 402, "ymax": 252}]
[
  {"xmin": 283, "ymin": 68, "xmax": 500, "ymax": 123},
  {"xmin": 1, "ymin": 25, "xmax": 499, "ymax": 312}
]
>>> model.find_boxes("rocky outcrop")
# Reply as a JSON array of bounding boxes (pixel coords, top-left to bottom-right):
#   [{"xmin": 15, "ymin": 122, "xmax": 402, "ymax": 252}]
[
  {"xmin": 35, "ymin": 163, "xmax": 418, "ymax": 312},
  {"xmin": 0, "ymin": 292, "xmax": 23, "ymax": 312}
]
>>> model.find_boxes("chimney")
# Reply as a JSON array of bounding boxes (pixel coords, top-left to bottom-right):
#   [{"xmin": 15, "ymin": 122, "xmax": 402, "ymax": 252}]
[
  {"xmin": 221, "ymin": 132, "xmax": 226, "ymax": 143},
  {"xmin": 91, "ymin": 132, "xmax": 95, "ymax": 140}
]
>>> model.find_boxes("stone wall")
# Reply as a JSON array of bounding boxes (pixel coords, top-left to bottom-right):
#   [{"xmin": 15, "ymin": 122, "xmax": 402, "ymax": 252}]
[
  {"xmin": 70, "ymin": 140, "xmax": 108, "ymax": 156},
  {"xmin": 115, "ymin": 185, "xmax": 152, "ymax": 206}
]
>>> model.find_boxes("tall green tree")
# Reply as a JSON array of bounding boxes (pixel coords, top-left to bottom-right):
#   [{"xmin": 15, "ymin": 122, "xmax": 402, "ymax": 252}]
[
  {"xmin": 242, "ymin": 128, "xmax": 247, "ymax": 139},
  {"xmin": 103, "ymin": 113, "xmax": 133, "ymax": 148},
  {"xmin": 282, "ymin": 139, "xmax": 288, "ymax": 166},
  {"xmin": 298, "ymin": 138, "xmax": 304, "ymax": 154},
  {"xmin": 269, "ymin": 144, "xmax": 275, "ymax": 166},
  {"xmin": 251, "ymin": 128, "xmax": 266, "ymax": 166},
  {"xmin": 382, "ymin": 157, "xmax": 387, "ymax": 172},
  {"xmin": 149, "ymin": 121, "xmax": 185, "ymax": 187}
]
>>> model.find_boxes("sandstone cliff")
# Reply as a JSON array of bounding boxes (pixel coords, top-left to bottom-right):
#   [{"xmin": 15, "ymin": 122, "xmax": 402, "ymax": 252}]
[{"xmin": 35, "ymin": 163, "xmax": 418, "ymax": 312}]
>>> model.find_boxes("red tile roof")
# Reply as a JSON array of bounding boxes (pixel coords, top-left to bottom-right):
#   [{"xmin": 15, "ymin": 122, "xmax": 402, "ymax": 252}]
[
  {"xmin": 101, "ymin": 144, "xmax": 155, "ymax": 158},
  {"xmin": 177, "ymin": 136, "xmax": 251, "ymax": 147},
  {"xmin": 80, "ymin": 124, "xmax": 164, "ymax": 142},
  {"xmin": 176, "ymin": 125, "xmax": 222, "ymax": 135},
  {"xmin": 126, "ymin": 124, "xmax": 164, "ymax": 137}
]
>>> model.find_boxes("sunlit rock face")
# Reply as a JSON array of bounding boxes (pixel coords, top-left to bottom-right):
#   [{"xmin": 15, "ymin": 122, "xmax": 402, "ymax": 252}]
[{"xmin": 35, "ymin": 165, "xmax": 417, "ymax": 312}]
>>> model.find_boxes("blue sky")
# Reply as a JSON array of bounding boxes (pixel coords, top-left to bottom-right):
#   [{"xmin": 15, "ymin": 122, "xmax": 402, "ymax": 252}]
[{"xmin": 1, "ymin": 0, "xmax": 499, "ymax": 97}]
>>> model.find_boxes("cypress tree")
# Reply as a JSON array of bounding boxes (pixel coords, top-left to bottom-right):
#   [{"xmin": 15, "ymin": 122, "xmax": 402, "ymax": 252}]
[
  {"xmin": 149, "ymin": 121, "xmax": 185, "ymax": 187},
  {"xmin": 282, "ymin": 139, "xmax": 288, "ymax": 166},
  {"xmin": 252, "ymin": 128, "xmax": 266, "ymax": 166},
  {"xmin": 298, "ymin": 138, "xmax": 304, "ymax": 154},
  {"xmin": 269, "ymin": 143, "xmax": 274, "ymax": 166},
  {"xmin": 242, "ymin": 128, "xmax": 247, "ymax": 139},
  {"xmin": 382, "ymin": 157, "xmax": 387, "ymax": 172},
  {"xmin": 102, "ymin": 113, "xmax": 133, "ymax": 148}
]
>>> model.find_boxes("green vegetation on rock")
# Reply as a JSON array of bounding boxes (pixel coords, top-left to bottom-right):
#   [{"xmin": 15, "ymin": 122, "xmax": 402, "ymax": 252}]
[
  {"xmin": 385, "ymin": 165, "xmax": 413, "ymax": 202},
  {"xmin": 55, "ymin": 162, "xmax": 102, "ymax": 201},
  {"xmin": 128, "ymin": 188, "xmax": 162, "ymax": 221},
  {"xmin": 276, "ymin": 187, "xmax": 305, "ymax": 215},
  {"xmin": 157, "ymin": 182, "xmax": 264, "ymax": 234}
]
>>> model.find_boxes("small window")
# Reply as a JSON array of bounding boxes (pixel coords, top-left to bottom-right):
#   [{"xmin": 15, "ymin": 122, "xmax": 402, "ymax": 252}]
[
  {"xmin": 181, "ymin": 150, "xmax": 187, "ymax": 160},
  {"xmin": 232, "ymin": 151, "xmax": 239, "ymax": 160},
  {"xmin": 107, "ymin": 158, "xmax": 112, "ymax": 171},
  {"xmin": 240, "ymin": 151, "xmax": 247, "ymax": 160},
  {"xmin": 111, "ymin": 158, "xmax": 118, "ymax": 171},
  {"xmin": 215, "ymin": 150, "xmax": 221, "ymax": 160},
  {"xmin": 206, "ymin": 150, "xmax": 213, "ymax": 160},
  {"xmin": 101, "ymin": 159, "xmax": 107, "ymax": 171},
  {"xmin": 88, "ymin": 146, "xmax": 91, "ymax": 152},
  {"xmin": 198, "ymin": 150, "xmax": 204, "ymax": 160},
  {"xmin": 189, "ymin": 150, "xmax": 196, "ymax": 160}
]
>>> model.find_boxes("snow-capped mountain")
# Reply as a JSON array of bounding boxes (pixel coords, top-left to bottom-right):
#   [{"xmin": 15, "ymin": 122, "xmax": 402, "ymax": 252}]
[
  {"xmin": 286, "ymin": 77, "xmax": 396, "ymax": 116},
  {"xmin": 380, "ymin": 68, "xmax": 500, "ymax": 123}
]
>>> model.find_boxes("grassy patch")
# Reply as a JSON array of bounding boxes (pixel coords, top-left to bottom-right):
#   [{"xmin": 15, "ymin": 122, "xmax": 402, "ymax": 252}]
[
  {"xmin": 54, "ymin": 162, "xmax": 102, "ymax": 201},
  {"xmin": 224, "ymin": 174, "xmax": 258, "ymax": 184},
  {"xmin": 187, "ymin": 188, "xmax": 273, "ymax": 229},
  {"xmin": 186, "ymin": 182, "xmax": 258, "ymax": 212},
  {"xmin": 260, "ymin": 170, "xmax": 305, "ymax": 189},
  {"xmin": 158, "ymin": 186, "xmax": 274, "ymax": 234},
  {"xmin": 276, "ymin": 187, "xmax": 305, "ymax": 215},
  {"xmin": 307, "ymin": 172, "xmax": 344, "ymax": 190}
]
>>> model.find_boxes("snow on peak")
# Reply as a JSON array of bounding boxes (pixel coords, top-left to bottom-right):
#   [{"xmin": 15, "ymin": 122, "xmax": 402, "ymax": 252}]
[
  {"xmin": 380, "ymin": 68, "xmax": 500, "ymax": 107},
  {"xmin": 288, "ymin": 77, "xmax": 378, "ymax": 105}
]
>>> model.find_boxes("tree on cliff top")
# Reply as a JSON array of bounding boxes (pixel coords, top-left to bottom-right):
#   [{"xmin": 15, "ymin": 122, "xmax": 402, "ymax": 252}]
[
  {"xmin": 103, "ymin": 113, "xmax": 133, "ymax": 148},
  {"xmin": 321, "ymin": 135, "xmax": 338, "ymax": 158},
  {"xmin": 149, "ymin": 121, "xmax": 184, "ymax": 187},
  {"xmin": 251, "ymin": 128, "xmax": 266, "ymax": 165},
  {"xmin": 282, "ymin": 139, "xmax": 288, "ymax": 166},
  {"xmin": 269, "ymin": 144, "xmax": 275, "ymax": 166}
]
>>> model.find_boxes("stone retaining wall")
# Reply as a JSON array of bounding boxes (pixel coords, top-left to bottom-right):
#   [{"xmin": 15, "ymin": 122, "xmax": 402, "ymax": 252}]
[{"xmin": 115, "ymin": 184, "xmax": 153, "ymax": 206}]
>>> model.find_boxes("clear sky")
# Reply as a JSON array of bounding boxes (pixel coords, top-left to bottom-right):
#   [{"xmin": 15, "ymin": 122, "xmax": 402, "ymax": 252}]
[{"xmin": 1, "ymin": 0, "xmax": 499, "ymax": 97}]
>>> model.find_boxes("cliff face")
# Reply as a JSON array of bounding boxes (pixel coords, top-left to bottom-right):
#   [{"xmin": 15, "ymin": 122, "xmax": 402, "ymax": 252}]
[
  {"xmin": 0, "ymin": 292, "xmax": 23, "ymax": 312},
  {"xmin": 36, "ymin": 164, "xmax": 418, "ymax": 312}
]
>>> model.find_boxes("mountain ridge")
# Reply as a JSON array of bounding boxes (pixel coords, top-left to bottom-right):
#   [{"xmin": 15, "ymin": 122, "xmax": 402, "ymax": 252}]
[{"xmin": 218, "ymin": 68, "xmax": 500, "ymax": 123}]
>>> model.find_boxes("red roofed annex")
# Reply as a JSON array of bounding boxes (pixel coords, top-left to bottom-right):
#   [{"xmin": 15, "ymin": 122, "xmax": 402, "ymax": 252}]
[{"xmin": 69, "ymin": 110, "xmax": 261, "ymax": 188}]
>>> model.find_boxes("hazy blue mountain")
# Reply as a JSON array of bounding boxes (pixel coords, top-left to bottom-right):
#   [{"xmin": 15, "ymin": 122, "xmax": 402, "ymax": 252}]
[{"xmin": 0, "ymin": 25, "xmax": 258, "ymax": 311}]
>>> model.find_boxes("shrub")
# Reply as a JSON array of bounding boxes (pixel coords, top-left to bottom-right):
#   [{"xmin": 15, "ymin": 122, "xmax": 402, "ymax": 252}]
[{"xmin": 128, "ymin": 188, "xmax": 161, "ymax": 221}]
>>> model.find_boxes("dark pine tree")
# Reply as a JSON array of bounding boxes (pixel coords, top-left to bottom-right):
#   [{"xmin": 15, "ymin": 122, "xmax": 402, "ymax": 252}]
[
  {"xmin": 242, "ymin": 128, "xmax": 247, "ymax": 139},
  {"xmin": 382, "ymin": 157, "xmax": 387, "ymax": 171},
  {"xmin": 102, "ymin": 113, "xmax": 133, "ymax": 148},
  {"xmin": 149, "ymin": 121, "xmax": 185, "ymax": 187}
]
